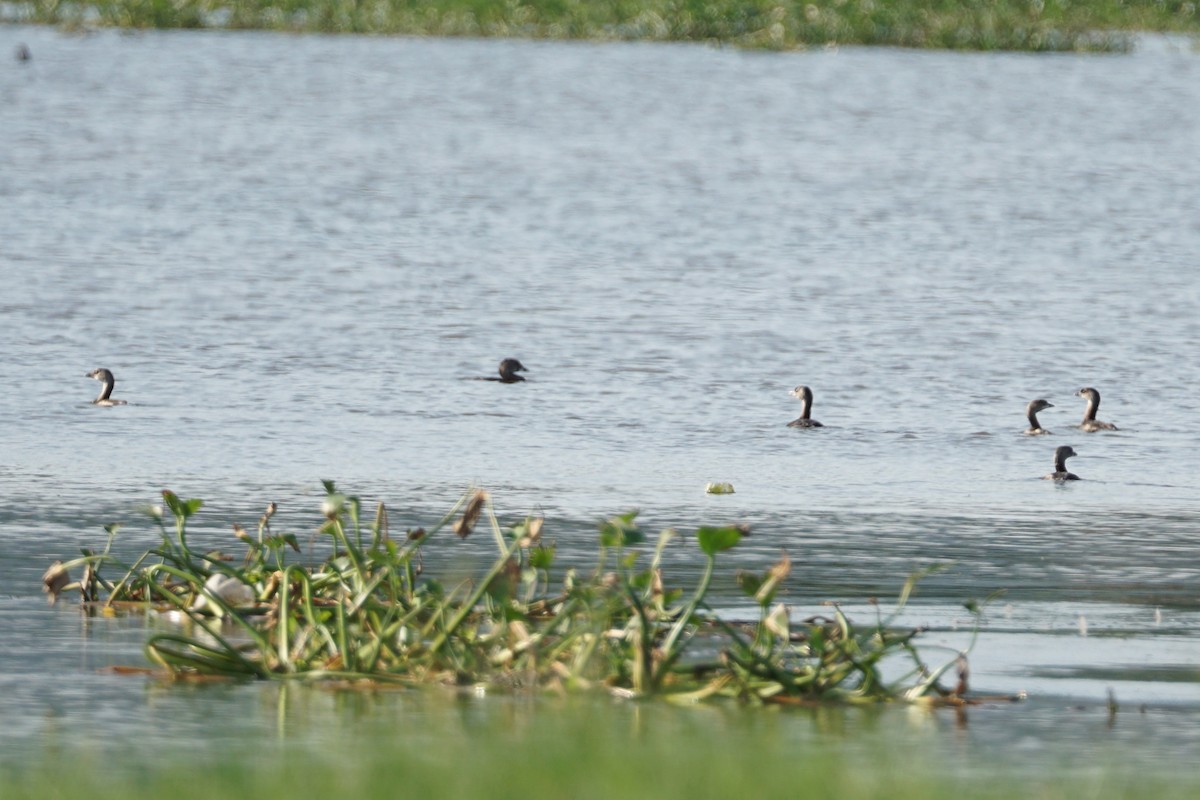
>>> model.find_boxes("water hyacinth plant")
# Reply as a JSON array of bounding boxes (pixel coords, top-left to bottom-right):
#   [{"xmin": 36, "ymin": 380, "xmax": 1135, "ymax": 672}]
[{"xmin": 45, "ymin": 482, "xmax": 997, "ymax": 705}]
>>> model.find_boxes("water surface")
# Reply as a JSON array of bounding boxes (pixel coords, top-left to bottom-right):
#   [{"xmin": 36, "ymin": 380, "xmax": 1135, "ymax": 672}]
[{"xmin": 2, "ymin": 24, "xmax": 1199, "ymax": 771}]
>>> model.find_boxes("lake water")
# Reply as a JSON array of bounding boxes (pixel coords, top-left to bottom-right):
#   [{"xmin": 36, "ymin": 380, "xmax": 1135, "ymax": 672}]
[{"xmin": 1, "ymin": 23, "xmax": 1199, "ymax": 776}]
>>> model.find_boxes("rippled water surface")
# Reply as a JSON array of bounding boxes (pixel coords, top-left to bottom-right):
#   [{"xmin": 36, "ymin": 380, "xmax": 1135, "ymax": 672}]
[{"xmin": 1, "ymin": 24, "xmax": 1199, "ymax": 773}]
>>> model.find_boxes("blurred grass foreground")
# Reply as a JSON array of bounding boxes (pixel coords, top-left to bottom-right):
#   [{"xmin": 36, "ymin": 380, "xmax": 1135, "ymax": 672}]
[{"xmin": 9, "ymin": 0, "xmax": 1200, "ymax": 51}]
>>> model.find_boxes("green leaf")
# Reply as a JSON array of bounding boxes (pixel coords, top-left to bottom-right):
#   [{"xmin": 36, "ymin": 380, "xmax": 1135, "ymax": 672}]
[
  {"xmin": 529, "ymin": 545, "xmax": 555, "ymax": 570},
  {"xmin": 161, "ymin": 490, "xmax": 183, "ymax": 517},
  {"xmin": 808, "ymin": 625, "xmax": 826, "ymax": 655},
  {"xmin": 696, "ymin": 525, "xmax": 744, "ymax": 557},
  {"xmin": 736, "ymin": 570, "xmax": 764, "ymax": 598},
  {"xmin": 599, "ymin": 510, "xmax": 643, "ymax": 548},
  {"xmin": 161, "ymin": 491, "xmax": 202, "ymax": 520}
]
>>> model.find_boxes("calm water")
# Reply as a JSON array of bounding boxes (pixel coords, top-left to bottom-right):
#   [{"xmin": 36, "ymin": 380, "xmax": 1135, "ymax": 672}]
[{"xmin": 1, "ymin": 23, "xmax": 1199, "ymax": 773}]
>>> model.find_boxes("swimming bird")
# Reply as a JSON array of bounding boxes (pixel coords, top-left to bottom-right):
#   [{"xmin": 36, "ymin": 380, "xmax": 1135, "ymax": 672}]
[
  {"xmin": 787, "ymin": 385, "xmax": 823, "ymax": 428},
  {"xmin": 86, "ymin": 368, "xmax": 127, "ymax": 406},
  {"xmin": 486, "ymin": 358, "xmax": 526, "ymax": 383},
  {"xmin": 1042, "ymin": 445, "xmax": 1080, "ymax": 481},
  {"xmin": 1075, "ymin": 387, "xmax": 1117, "ymax": 432},
  {"xmin": 1024, "ymin": 398, "xmax": 1054, "ymax": 435}
]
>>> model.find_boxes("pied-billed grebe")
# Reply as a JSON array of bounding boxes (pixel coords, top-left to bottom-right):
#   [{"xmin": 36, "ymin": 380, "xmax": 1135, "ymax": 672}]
[
  {"xmin": 86, "ymin": 368, "xmax": 127, "ymax": 406},
  {"xmin": 1024, "ymin": 398, "xmax": 1054, "ymax": 435},
  {"xmin": 476, "ymin": 358, "xmax": 526, "ymax": 383},
  {"xmin": 1076, "ymin": 387, "xmax": 1117, "ymax": 432},
  {"xmin": 1042, "ymin": 445, "xmax": 1080, "ymax": 481},
  {"xmin": 787, "ymin": 385, "xmax": 823, "ymax": 428}
]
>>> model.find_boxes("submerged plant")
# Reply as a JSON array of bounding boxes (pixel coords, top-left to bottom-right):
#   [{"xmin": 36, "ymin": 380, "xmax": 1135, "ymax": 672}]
[{"xmin": 47, "ymin": 484, "xmax": 996, "ymax": 705}]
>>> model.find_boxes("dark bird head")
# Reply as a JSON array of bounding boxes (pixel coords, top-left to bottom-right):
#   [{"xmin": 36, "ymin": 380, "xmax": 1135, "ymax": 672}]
[{"xmin": 498, "ymin": 359, "xmax": 527, "ymax": 382}]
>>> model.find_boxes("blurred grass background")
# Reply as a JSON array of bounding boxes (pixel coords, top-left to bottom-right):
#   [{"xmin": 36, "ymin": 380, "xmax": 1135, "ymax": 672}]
[{"xmin": 12, "ymin": 0, "xmax": 1200, "ymax": 51}]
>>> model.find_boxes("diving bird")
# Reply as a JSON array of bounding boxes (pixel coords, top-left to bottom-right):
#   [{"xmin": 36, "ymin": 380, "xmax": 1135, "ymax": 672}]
[
  {"xmin": 1042, "ymin": 445, "xmax": 1080, "ymax": 481},
  {"xmin": 1075, "ymin": 387, "xmax": 1117, "ymax": 432},
  {"xmin": 1024, "ymin": 398, "xmax": 1054, "ymax": 435},
  {"xmin": 787, "ymin": 385, "xmax": 823, "ymax": 428},
  {"xmin": 86, "ymin": 368, "xmax": 127, "ymax": 406}
]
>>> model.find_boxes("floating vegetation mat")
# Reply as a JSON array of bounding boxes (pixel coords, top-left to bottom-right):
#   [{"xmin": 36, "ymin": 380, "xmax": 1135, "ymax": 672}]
[{"xmin": 44, "ymin": 482, "xmax": 1011, "ymax": 706}]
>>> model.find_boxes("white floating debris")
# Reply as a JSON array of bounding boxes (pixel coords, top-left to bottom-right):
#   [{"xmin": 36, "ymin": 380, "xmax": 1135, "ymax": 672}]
[
  {"xmin": 192, "ymin": 572, "xmax": 255, "ymax": 615},
  {"xmin": 1077, "ymin": 614, "xmax": 1088, "ymax": 637},
  {"xmin": 42, "ymin": 561, "xmax": 71, "ymax": 605}
]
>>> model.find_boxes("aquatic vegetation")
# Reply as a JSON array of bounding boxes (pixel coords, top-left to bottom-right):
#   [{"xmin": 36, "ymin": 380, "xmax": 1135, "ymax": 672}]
[
  {"xmin": 13, "ymin": 0, "xmax": 1200, "ymax": 51},
  {"xmin": 48, "ymin": 482, "xmax": 993, "ymax": 704}
]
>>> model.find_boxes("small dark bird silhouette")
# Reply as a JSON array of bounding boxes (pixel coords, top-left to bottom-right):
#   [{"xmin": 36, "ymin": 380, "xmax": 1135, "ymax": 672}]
[
  {"xmin": 1042, "ymin": 445, "xmax": 1080, "ymax": 481},
  {"xmin": 476, "ymin": 358, "xmax": 527, "ymax": 383}
]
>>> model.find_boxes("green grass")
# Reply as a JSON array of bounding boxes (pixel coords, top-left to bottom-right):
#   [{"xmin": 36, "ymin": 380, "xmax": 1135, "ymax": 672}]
[
  {"xmin": 12, "ymin": 0, "xmax": 1200, "ymax": 51},
  {"xmin": 3, "ymin": 698, "xmax": 1200, "ymax": 800}
]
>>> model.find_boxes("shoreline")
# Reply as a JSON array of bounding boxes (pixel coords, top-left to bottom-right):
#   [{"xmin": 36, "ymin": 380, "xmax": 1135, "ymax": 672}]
[{"xmin": 4, "ymin": 0, "xmax": 1199, "ymax": 52}]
